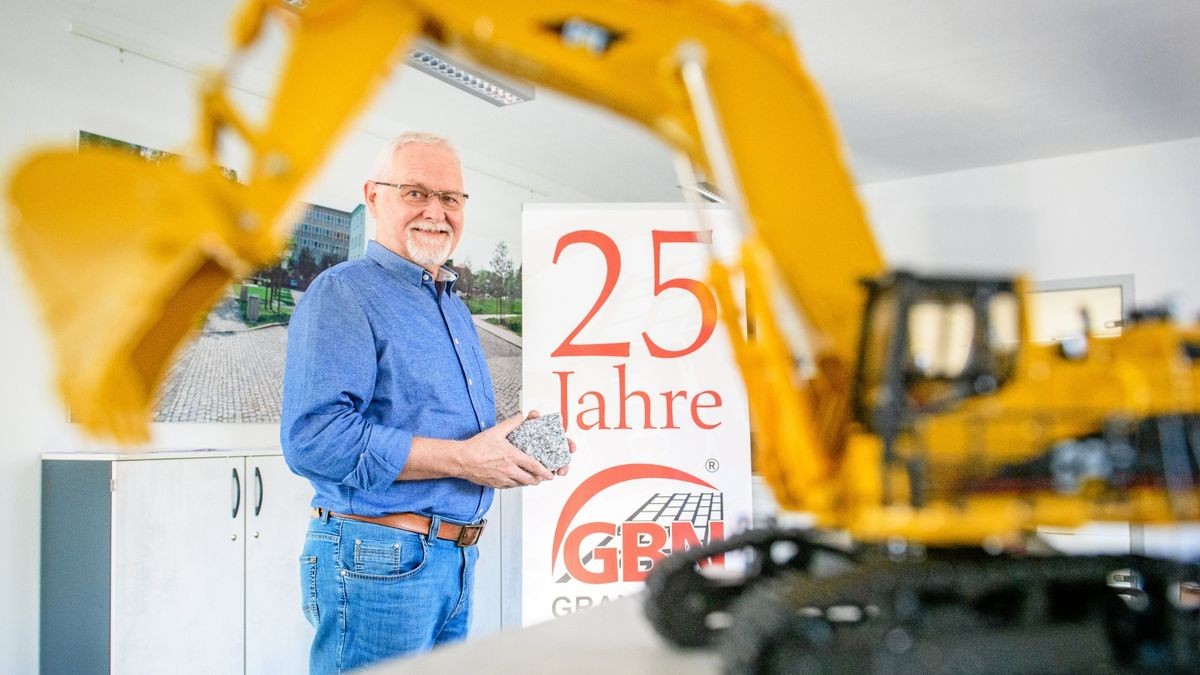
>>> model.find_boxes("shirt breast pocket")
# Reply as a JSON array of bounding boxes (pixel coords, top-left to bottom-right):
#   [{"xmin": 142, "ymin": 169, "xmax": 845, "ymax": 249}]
[{"xmin": 470, "ymin": 345, "xmax": 496, "ymax": 403}]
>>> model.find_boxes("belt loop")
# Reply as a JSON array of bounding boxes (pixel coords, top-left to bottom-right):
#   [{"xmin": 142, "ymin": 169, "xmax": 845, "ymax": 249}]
[
  {"xmin": 320, "ymin": 507, "xmax": 330, "ymax": 523},
  {"xmin": 427, "ymin": 514, "xmax": 442, "ymax": 541}
]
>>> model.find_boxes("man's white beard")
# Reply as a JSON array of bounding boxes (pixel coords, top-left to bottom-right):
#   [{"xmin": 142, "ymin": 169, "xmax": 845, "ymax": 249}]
[{"xmin": 405, "ymin": 218, "xmax": 454, "ymax": 268}]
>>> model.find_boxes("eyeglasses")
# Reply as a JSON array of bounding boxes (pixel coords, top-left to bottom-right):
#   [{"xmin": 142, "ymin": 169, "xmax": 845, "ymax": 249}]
[{"xmin": 371, "ymin": 182, "xmax": 470, "ymax": 210}]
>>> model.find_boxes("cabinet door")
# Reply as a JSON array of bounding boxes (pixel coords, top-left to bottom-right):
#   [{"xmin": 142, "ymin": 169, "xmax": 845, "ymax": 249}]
[
  {"xmin": 245, "ymin": 455, "xmax": 315, "ymax": 674},
  {"xmin": 111, "ymin": 457, "xmax": 246, "ymax": 674}
]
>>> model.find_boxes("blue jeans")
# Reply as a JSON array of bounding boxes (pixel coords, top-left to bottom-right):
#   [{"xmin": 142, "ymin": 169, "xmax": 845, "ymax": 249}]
[{"xmin": 299, "ymin": 513, "xmax": 479, "ymax": 674}]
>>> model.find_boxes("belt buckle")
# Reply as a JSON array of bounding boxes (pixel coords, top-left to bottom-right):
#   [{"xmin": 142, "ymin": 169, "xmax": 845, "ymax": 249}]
[{"xmin": 455, "ymin": 520, "xmax": 486, "ymax": 547}]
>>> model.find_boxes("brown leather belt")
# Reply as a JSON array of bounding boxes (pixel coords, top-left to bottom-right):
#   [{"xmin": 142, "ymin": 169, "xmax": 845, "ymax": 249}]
[{"xmin": 312, "ymin": 508, "xmax": 485, "ymax": 547}]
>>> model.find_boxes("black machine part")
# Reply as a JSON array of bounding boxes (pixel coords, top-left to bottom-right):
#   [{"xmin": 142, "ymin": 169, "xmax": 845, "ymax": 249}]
[
  {"xmin": 643, "ymin": 528, "xmax": 860, "ymax": 648},
  {"xmin": 717, "ymin": 548, "xmax": 1200, "ymax": 674}
]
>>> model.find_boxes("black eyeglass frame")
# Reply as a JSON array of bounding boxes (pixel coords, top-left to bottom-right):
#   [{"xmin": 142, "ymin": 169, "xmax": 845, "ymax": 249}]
[{"xmin": 371, "ymin": 181, "xmax": 470, "ymax": 210}]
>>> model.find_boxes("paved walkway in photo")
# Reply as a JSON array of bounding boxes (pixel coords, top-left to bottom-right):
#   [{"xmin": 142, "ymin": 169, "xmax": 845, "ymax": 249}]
[
  {"xmin": 474, "ymin": 317, "xmax": 522, "ymax": 419},
  {"xmin": 153, "ymin": 304, "xmax": 523, "ymax": 424},
  {"xmin": 153, "ymin": 324, "xmax": 289, "ymax": 422}
]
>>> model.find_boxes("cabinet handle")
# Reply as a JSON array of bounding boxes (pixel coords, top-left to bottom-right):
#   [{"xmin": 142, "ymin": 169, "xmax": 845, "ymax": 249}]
[
  {"xmin": 232, "ymin": 467, "xmax": 242, "ymax": 519},
  {"xmin": 254, "ymin": 466, "xmax": 264, "ymax": 516}
]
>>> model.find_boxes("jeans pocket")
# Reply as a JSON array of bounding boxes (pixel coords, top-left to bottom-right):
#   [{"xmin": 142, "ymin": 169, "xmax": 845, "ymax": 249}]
[
  {"xmin": 299, "ymin": 555, "xmax": 319, "ymax": 628},
  {"xmin": 343, "ymin": 531, "xmax": 428, "ymax": 581}
]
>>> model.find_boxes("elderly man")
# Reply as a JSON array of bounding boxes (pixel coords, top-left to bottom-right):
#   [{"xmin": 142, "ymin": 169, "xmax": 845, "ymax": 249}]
[{"xmin": 282, "ymin": 131, "xmax": 569, "ymax": 673}]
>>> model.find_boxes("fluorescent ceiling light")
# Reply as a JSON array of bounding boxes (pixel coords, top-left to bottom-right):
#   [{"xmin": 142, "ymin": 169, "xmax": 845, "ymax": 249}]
[
  {"xmin": 406, "ymin": 43, "xmax": 534, "ymax": 107},
  {"xmin": 678, "ymin": 180, "xmax": 725, "ymax": 203}
]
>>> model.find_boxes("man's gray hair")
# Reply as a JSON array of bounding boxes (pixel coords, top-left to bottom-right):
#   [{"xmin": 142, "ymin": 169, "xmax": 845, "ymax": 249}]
[{"xmin": 371, "ymin": 132, "xmax": 458, "ymax": 179}]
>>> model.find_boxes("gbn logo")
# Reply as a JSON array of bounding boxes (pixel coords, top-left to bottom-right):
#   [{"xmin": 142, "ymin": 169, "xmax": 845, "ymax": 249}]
[
  {"xmin": 551, "ymin": 464, "xmax": 728, "ymax": 584},
  {"xmin": 561, "ymin": 518, "xmax": 725, "ymax": 584}
]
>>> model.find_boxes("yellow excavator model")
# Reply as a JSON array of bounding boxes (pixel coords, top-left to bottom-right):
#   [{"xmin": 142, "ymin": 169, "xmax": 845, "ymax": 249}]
[{"xmin": 8, "ymin": 1, "xmax": 1199, "ymax": 671}]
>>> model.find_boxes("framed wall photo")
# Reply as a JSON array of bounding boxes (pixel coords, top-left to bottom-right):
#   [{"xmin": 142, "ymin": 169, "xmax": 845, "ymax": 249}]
[{"xmin": 76, "ymin": 131, "xmax": 368, "ymax": 424}]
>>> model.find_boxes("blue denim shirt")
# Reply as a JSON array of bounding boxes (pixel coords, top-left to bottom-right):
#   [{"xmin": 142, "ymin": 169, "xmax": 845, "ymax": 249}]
[{"xmin": 281, "ymin": 241, "xmax": 496, "ymax": 522}]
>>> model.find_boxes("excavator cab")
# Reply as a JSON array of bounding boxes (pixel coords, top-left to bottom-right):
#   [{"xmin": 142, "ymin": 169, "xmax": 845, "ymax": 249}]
[
  {"xmin": 854, "ymin": 271, "xmax": 1022, "ymax": 433},
  {"xmin": 852, "ymin": 272, "xmax": 1023, "ymax": 504}
]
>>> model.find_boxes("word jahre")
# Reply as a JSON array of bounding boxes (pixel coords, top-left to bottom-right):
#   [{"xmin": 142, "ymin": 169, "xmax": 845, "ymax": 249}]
[{"xmin": 554, "ymin": 364, "xmax": 723, "ymax": 431}]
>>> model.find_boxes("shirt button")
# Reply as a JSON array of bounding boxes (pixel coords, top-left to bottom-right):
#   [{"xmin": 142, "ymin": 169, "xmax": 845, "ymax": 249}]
[
  {"xmin": 423, "ymin": 274, "xmax": 430, "ymax": 281},
  {"xmin": 454, "ymin": 338, "xmax": 460, "ymax": 345},
  {"xmin": 468, "ymin": 379, "xmax": 473, "ymax": 386}
]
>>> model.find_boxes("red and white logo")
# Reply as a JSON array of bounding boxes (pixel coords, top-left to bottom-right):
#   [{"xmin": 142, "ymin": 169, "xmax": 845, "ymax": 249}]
[{"xmin": 551, "ymin": 463, "xmax": 727, "ymax": 584}]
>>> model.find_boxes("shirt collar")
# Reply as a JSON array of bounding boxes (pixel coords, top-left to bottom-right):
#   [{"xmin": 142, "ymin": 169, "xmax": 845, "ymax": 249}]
[{"xmin": 367, "ymin": 240, "xmax": 459, "ymax": 289}]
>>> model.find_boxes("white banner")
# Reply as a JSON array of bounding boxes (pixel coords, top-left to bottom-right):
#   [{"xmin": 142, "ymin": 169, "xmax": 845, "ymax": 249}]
[{"xmin": 520, "ymin": 204, "xmax": 751, "ymax": 625}]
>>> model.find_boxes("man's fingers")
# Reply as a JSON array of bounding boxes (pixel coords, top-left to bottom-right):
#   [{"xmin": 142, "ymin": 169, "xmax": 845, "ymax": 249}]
[
  {"xmin": 567, "ymin": 438, "xmax": 576, "ymax": 454},
  {"xmin": 512, "ymin": 452, "xmax": 554, "ymax": 481},
  {"xmin": 509, "ymin": 472, "xmax": 536, "ymax": 487},
  {"xmin": 498, "ymin": 463, "xmax": 534, "ymax": 487},
  {"xmin": 495, "ymin": 413, "xmax": 525, "ymax": 435},
  {"xmin": 512, "ymin": 467, "xmax": 543, "ymax": 487},
  {"xmin": 526, "ymin": 409, "xmax": 540, "ymax": 419}
]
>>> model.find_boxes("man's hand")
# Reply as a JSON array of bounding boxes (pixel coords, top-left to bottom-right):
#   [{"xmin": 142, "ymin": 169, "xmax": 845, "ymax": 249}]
[
  {"xmin": 401, "ymin": 411, "xmax": 578, "ymax": 486},
  {"xmin": 456, "ymin": 414, "xmax": 555, "ymax": 488}
]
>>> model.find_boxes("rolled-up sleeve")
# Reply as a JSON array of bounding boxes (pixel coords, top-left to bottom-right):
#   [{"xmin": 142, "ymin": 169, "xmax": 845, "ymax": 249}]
[{"xmin": 281, "ymin": 273, "xmax": 412, "ymax": 492}]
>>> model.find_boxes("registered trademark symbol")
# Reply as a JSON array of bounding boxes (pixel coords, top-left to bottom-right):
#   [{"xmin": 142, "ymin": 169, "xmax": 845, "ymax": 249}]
[{"xmin": 704, "ymin": 458, "xmax": 719, "ymax": 473}]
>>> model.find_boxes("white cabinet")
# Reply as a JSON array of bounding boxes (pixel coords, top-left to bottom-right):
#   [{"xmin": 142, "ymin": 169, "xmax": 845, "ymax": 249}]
[
  {"xmin": 42, "ymin": 451, "xmax": 314, "ymax": 675},
  {"xmin": 110, "ymin": 455, "xmax": 247, "ymax": 673},
  {"xmin": 244, "ymin": 455, "xmax": 315, "ymax": 674}
]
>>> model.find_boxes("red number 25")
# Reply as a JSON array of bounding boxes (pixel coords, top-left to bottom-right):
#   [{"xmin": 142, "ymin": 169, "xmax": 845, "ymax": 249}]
[{"xmin": 550, "ymin": 229, "xmax": 717, "ymax": 359}]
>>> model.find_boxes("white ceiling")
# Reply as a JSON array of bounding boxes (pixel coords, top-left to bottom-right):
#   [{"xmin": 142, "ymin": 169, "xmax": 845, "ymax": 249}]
[
  {"xmin": 61, "ymin": 0, "xmax": 1200, "ymax": 200},
  {"xmin": 782, "ymin": 0, "xmax": 1200, "ymax": 184}
]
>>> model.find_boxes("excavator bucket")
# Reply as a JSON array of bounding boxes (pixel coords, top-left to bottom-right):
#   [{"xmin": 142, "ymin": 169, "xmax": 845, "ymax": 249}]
[{"xmin": 7, "ymin": 147, "xmax": 265, "ymax": 443}]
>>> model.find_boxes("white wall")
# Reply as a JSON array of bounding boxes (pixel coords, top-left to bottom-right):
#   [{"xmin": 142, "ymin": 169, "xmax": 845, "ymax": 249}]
[{"xmin": 861, "ymin": 136, "xmax": 1200, "ymax": 315}]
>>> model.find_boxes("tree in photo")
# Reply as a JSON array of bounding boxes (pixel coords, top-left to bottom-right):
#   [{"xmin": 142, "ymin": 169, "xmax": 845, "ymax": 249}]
[
  {"xmin": 512, "ymin": 263, "xmax": 522, "ymax": 309},
  {"xmin": 317, "ymin": 252, "xmax": 340, "ymax": 274},
  {"xmin": 294, "ymin": 247, "xmax": 319, "ymax": 289},
  {"xmin": 266, "ymin": 264, "xmax": 289, "ymax": 313},
  {"xmin": 454, "ymin": 258, "xmax": 476, "ymax": 302},
  {"xmin": 489, "ymin": 241, "xmax": 514, "ymax": 317}
]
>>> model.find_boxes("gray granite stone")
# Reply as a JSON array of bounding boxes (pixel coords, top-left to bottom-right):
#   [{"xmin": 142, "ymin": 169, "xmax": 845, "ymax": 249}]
[{"xmin": 507, "ymin": 412, "xmax": 571, "ymax": 471}]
